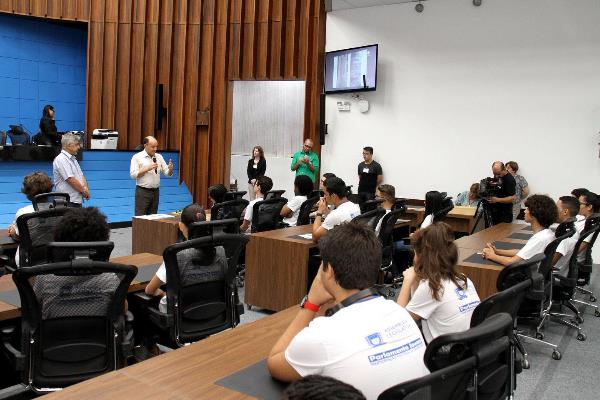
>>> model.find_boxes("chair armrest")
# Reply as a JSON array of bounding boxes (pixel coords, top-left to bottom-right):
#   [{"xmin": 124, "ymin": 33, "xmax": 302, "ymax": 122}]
[
  {"xmin": 148, "ymin": 307, "xmax": 173, "ymax": 329},
  {"xmin": 1, "ymin": 328, "xmax": 25, "ymax": 371},
  {"xmin": 0, "ymin": 255, "xmax": 16, "ymax": 272}
]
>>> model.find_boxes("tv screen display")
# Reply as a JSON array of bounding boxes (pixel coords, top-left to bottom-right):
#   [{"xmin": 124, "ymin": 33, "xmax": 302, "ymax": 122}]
[{"xmin": 324, "ymin": 44, "xmax": 378, "ymax": 94}]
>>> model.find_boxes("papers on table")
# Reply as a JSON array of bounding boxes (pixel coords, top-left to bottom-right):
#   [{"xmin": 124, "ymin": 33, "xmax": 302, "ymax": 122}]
[
  {"xmin": 298, "ymin": 233, "xmax": 312, "ymax": 240},
  {"xmin": 133, "ymin": 214, "xmax": 175, "ymax": 220}
]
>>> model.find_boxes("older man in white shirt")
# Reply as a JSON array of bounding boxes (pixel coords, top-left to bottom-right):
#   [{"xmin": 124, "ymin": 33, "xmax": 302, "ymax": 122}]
[
  {"xmin": 130, "ymin": 136, "xmax": 173, "ymax": 215},
  {"xmin": 53, "ymin": 133, "xmax": 88, "ymax": 206}
]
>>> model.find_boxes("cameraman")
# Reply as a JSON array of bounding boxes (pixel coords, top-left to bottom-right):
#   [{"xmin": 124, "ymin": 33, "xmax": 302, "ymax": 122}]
[{"xmin": 487, "ymin": 161, "xmax": 517, "ymax": 224}]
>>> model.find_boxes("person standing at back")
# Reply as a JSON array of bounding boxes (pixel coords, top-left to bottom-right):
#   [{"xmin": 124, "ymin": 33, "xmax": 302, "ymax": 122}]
[
  {"xmin": 506, "ymin": 161, "xmax": 529, "ymax": 220},
  {"xmin": 487, "ymin": 161, "xmax": 517, "ymax": 225},
  {"xmin": 357, "ymin": 146, "xmax": 383, "ymax": 202},
  {"xmin": 53, "ymin": 133, "xmax": 89, "ymax": 207},
  {"xmin": 291, "ymin": 139, "xmax": 319, "ymax": 183},
  {"xmin": 130, "ymin": 136, "xmax": 174, "ymax": 216},
  {"xmin": 247, "ymin": 146, "xmax": 266, "ymax": 201}
]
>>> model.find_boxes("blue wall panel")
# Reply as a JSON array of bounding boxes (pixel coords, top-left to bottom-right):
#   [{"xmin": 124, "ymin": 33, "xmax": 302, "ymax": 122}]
[
  {"xmin": 0, "ymin": 151, "xmax": 192, "ymax": 226},
  {"xmin": 0, "ymin": 14, "xmax": 87, "ymax": 136}
]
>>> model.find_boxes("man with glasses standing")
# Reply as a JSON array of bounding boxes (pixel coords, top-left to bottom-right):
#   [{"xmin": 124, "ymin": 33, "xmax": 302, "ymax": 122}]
[
  {"xmin": 53, "ymin": 133, "xmax": 89, "ymax": 207},
  {"xmin": 291, "ymin": 139, "xmax": 319, "ymax": 183}
]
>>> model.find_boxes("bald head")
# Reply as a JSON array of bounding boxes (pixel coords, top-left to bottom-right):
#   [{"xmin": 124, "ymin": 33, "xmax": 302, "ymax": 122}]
[
  {"xmin": 143, "ymin": 136, "xmax": 158, "ymax": 156},
  {"xmin": 492, "ymin": 161, "xmax": 505, "ymax": 177},
  {"xmin": 302, "ymin": 139, "xmax": 313, "ymax": 153}
]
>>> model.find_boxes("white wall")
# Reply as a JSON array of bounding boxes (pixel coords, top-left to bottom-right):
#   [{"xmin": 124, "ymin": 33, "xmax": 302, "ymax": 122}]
[{"xmin": 322, "ymin": 0, "xmax": 600, "ymax": 201}]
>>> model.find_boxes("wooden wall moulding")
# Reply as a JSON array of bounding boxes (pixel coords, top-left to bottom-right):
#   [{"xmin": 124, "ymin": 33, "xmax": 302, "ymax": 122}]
[{"xmin": 0, "ymin": 0, "xmax": 326, "ymax": 206}]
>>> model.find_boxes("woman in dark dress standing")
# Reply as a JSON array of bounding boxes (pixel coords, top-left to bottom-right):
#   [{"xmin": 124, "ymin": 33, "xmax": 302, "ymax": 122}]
[
  {"xmin": 247, "ymin": 146, "xmax": 266, "ymax": 201},
  {"xmin": 36, "ymin": 104, "xmax": 61, "ymax": 145}
]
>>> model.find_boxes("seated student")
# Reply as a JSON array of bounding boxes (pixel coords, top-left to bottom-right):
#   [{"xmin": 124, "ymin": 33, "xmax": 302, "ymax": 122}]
[
  {"xmin": 552, "ymin": 196, "xmax": 584, "ymax": 276},
  {"xmin": 482, "ymin": 194, "xmax": 558, "ymax": 266},
  {"xmin": 268, "ymin": 222, "xmax": 428, "ymax": 399},
  {"xmin": 282, "ymin": 375, "xmax": 366, "ymax": 400},
  {"xmin": 281, "ymin": 175, "xmax": 313, "ymax": 226},
  {"xmin": 312, "ymin": 177, "xmax": 361, "ymax": 243},
  {"xmin": 571, "ymin": 188, "xmax": 589, "ymax": 199},
  {"xmin": 208, "ymin": 184, "xmax": 232, "ymax": 220},
  {"xmin": 319, "ymin": 172, "xmax": 336, "ymax": 191},
  {"xmin": 240, "ymin": 175, "xmax": 273, "ymax": 233},
  {"xmin": 374, "ymin": 184, "xmax": 395, "ymax": 234},
  {"xmin": 575, "ymin": 191, "xmax": 600, "ymax": 262},
  {"xmin": 397, "ymin": 223, "xmax": 480, "ymax": 343},
  {"xmin": 33, "ymin": 207, "xmax": 124, "ymax": 319},
  {"xmin": 421, "ymin": 190, "xmax": 446, "ymax": 228},
  {"xmin": 145, "ymin": 203, "xmax": 227, "ymax": 312},
  {"xmin": 455, "ymin": 183, "xmax": 481, "ymax": 207},
  {"xmin": 7, "ymin": 172, "xmax": 53, "ymax": 267}
]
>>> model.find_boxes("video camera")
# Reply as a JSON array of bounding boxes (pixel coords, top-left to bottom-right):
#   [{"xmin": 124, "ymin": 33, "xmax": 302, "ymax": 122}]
[{"xmin": 478, "ymin": 177, "xmax": 502, "ymax": 198}]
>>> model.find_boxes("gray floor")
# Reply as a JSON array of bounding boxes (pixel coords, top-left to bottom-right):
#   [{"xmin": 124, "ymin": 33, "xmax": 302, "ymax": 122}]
[{"xmin": 111, "ymin": 227, "xmax": 600, "ymax": 398}]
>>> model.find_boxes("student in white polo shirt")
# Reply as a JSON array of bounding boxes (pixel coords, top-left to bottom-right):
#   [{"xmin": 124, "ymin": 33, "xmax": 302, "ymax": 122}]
[
  {"xmin": 575, "ymin": 191, "xmax": 600, "ymax": 262},
  {"xmin": 240, "ymin": 175, "xmax": 273, "ymax": 233},
  {"xmin": 281, "ymin": 175, "xmax": 313, "ymax": 226},
  {"xmin": 312, "ymin": 177, "xmax": 361, "ymax": 243},
  {"xmin": 397, "ymin": 222, "xmax": 480, "ymax": 343},
  {"xmin": 552, "ymin": 196, "xmax": 585, "ymax": 276},
  {"xmin": 482, "ymin": 194, "xmax": 558, "ymax": 266}
]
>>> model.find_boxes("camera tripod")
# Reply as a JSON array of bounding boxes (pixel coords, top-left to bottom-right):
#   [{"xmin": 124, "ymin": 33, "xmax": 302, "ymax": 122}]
[{"xmin": 471, "ymin": 199, "xmax": 494, "ymax": 235}]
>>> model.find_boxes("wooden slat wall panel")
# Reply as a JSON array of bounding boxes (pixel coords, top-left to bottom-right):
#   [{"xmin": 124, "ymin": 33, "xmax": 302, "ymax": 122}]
[{"xmin": 0, "ymin": 0, "xmax": 326, "ymax": 204}]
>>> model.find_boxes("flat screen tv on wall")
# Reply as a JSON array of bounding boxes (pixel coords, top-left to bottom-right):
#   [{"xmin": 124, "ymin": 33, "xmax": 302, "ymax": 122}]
[{"xmin": 324, "ymin": 44, "xmax": 378, "ymax": 94}]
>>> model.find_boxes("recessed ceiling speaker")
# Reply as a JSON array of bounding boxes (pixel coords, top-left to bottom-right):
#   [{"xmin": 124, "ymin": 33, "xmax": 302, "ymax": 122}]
[
  {"xmin": 473, "ymin": 0, "xmax": 482, "ymax": 6},
  {"xmin": 415, "ymin": 2, "xmax": 424, "ymax": 12}
]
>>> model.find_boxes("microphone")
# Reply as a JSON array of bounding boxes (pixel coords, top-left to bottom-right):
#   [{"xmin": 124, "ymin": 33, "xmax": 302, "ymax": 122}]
[{"xmin": 152, "ymin": 157, "xmax": 157, "ymax": 174}]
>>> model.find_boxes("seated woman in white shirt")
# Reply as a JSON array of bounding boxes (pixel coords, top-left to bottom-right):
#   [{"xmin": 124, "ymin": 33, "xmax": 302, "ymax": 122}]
[
  {"xmin": 420, "ymin": 190, "xmax": 446, "ymax": 228},
  {"xmin": 397, "ymin": 222, "xmax": 480, "ymax": 343},
  {"xmin": 482, "ymin": 194, "xmax": 558, "ymax": 266},
  {"xmin": 374, "ymin": 184, "xmax": 395, "ymax": 234},
  {"xmin": 145, "ymin": 203, "xmax": 227, "ymax": 312},
  {"xmin": 280, "ymin": 175, "xmax": 313, "ymax": 226},
  {"xmin": 7, "ymin": 172, "xmax": 53, "ymax": 267}
]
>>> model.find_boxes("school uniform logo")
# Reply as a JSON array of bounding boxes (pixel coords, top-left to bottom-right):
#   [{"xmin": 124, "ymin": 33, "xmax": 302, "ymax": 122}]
[{"xmin": 365, "ymin": 332, "xmax": 385, "ymax": 347}]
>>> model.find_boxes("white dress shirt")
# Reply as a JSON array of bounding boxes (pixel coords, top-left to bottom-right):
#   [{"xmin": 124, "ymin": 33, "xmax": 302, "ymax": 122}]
[{"xmin": 130, "ymin": 150, "xmax": 172, "ymax": 188}]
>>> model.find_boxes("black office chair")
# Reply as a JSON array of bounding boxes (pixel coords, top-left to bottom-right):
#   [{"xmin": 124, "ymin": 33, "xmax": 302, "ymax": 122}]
[
  {"xmin": 296, "ymin": 196, "xmax": 320, "ymax": 226},
  {"xmin": 32, "ymin": 192, "xmax": 71, "ymax": 211},
  {"xmin": 144, "ymin": 234, "xmax": 248, "ymax": 347},
  {"xmin": 46, "ymin": 241, "xmax": 114, "ymax": 263},
  {"xmin": 265, "ymin": 189, "xmax": 285, "ymax": 200},
  {"xmin": 309, "ymin": 189, "xmax": 324, "ymax": 199},
  {"xmin": 15, "ymin": 208, "xmax": 70, "ymax": 269},
  {"xmin": 433, "ymin": 196, "xmax": 454, "ymax": 221},
  {"xmin": 7, "ymin": 125, "xmax": 29, "ymax": 145},
  {"xmin": 515, "ymin": 219, "xmax": 577, "ymax": 360},
  {"xmin": 189, "ymin": 218, "xmax": 241, "ymax": 237},
  {"xmin": 351, "ymin": 208, "xmax": 386, "ymax": 231},
  {"xmin": 575, "ymin": 213, "xmax": 600, "ymax": 303},
  {"xmin": 2, "ymin": 258, "xmax": 136, "ymax": 393},
  {"xmin": 377, "ymin": 207, "xmax": 406, "ymax": 278},
  {"xmin": 475, "ymin": 254, "xmax": 546, "ymax": 371},
  {"xmin": 223, "ymin": 191, "xmax": 247, "ymax": 201},
  {"xmin": 379, "ymin": 313, "xmax": 513, "ymax": 400},
  {"xmin": 360, "ymin": 198, "xmax": 383, "ymax": 214},
  {"xmin": 0, "ymin": 130, "xmax": 6, "ymax": 148},
  {"xmin": 211, "ymin": 199, "xmax": 249, "ymax": 221},
  {"xmin": 250, "ymin": 198, "xmax": 288, "ymax": 233}
]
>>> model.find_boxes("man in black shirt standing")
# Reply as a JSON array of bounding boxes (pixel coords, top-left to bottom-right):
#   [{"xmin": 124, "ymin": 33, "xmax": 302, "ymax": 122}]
[
  {"xmin": 488, "ymin": 161, "xmax": 517, "ymax": 224},
  {"xmin": 357, "ymin": 146, "xmax": 383, "ymax": 202}
]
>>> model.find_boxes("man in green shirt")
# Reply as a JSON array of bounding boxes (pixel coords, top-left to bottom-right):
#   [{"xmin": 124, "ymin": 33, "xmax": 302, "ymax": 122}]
[{"xmin": 291, "ymin": 139, "xmax": 319, "ymax": 183}]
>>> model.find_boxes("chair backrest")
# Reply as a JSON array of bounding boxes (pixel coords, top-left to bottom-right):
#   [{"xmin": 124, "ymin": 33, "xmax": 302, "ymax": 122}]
[
  {"xmin": 12, "ymin": 259, "xmax": 136, "ymax": 389},
  {"xmin": 538, "ymin": 218, "xmax": 576, "ymax": 280},
  {"xmin": 32, "ymin": 192, "xmax": 71, "ymax": 211},
  {"xmin": 265, "ymin": 189, "xmax": 285, "ymax": 200},
  {"xmin": 378, "ymin": 356, "xmax": 478, "ymax": 400},
  {"xmin": 7, "ymin": 125, "xmax": 29, "ymax": 145},
  {"xmin": 309, "ymin": 189, "xmax": 324, "ymax": 199},
  {"xmin": 578, "ymin": 213, "xmax": 600, "ymax": 274},
  {"xmin": 425, "ymin": 313, "xmax": 513, "ymax": 400},
  {"xmin": 566, "ymin": 217, "xmax": 600, "ymax": 283},
  {"xmin": 188, "ymin": 218, "xmax": 240, "ymax": 238},
  {"xmin": 251, "ymin": 198, "xmax": 287, "ymax": 233},
  {"xmin": 46, "ymin": 241, "xmax": 114, "ymax": 263},
  {"xmin": 223, "ymin": 191, "xmax": 247, "ymax": 201},
  {"xmin": 433, "ymin": 196, "xmax": 454, "ymax": 221},
  {"xmin": 471, "ymin": 254, "xmax": 544, "ymax": 328},
  {"xmin": 211, "ymin": 199, "xmax": 249, "ymax": 221},
  {"xmin": 378, "ymin": 208, "xmax": 406, "ymax": 268},
  {"xmin": 16, "ymin": 208, "xmax": 70, "ymax": 268},
  {"xmin": 360, "ymin": 198, "xmax": 384, "ymax": 214},
  {"xmin": 351, "ymin": 208, "xmax": 386, "ymax": 230},
  {"xmin": 296, "ymin": 196, "xmax": 320, "ymax": 226},
  {"xmin": 162, "ymin": 234, "xmax": 248, "ymax": 345}
]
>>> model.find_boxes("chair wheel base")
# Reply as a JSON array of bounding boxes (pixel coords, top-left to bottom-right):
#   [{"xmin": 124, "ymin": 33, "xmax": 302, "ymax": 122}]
[
  {"xmin": 535, "ymin": 332, "xmax": 544, "ymax": 340},
  {"xmin": 577, "ymin": 332, "xmax": 587, "ymax": 341},
  {"xmin": 595, "ymin": 309, "xmax": 600, "ymax": 317},
  {"xmin": 590, "ymin": 296, "xmax": 597, "ymax": 302},
  {"xmin": 521, "ymin": 358, "xmax": 530, "ymax": 369},
  {"xmin": 552, "ymin": 350, "xmax": 562, "ymax": 360}
]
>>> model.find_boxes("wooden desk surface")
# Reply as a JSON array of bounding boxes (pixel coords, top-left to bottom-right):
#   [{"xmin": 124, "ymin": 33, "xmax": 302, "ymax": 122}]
[
  {"xmin": 45, "ymin": 307, "xmax": 297, "ymax": 400},
  {"xmin": 251, "ymin": 224, "xmax": 318, "ymax": 247},
  {"xmin": 454, "ymin": 223, "xmax": 527, "ymax": 250},
  {"xmin": 0, "ymin": 229, "xmax": 17, "ymax": 250},
  {"xmin": 0, "ymin": 253, "xmax": 163, "ymax": 322}
]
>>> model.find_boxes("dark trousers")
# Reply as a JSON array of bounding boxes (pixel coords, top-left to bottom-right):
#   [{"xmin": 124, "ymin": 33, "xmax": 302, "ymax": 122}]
[
  {"xmin": 358, "ymin": 191, "xmax": 375, "ymax": 203},
  {"xmin": 68, "ymin": 202, "xmax": 82, "ymax": 208},
  {"xmin": 135, "ymin": 186, "xmax": 160, "ymax": 216}
]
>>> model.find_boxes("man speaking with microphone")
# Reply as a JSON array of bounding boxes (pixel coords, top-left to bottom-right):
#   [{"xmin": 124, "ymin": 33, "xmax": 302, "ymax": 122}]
[{"xmin": 130, "ymin": 136, "xmax": 174, "ymax": 215}]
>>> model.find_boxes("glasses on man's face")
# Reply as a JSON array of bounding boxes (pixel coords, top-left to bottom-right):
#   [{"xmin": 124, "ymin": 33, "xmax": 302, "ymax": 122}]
[{"xmin": 303, "ymin": 144, "xmax": 312, "ymax": 149}]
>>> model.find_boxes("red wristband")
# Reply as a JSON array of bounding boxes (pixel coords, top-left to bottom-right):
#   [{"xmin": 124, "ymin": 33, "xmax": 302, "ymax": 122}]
[{"xmin": 300, "ymin": 295, "xmax": 320, "ymax": 312}]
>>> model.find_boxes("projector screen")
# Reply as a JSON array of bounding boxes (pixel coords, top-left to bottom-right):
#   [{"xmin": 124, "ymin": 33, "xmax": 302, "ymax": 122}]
[{"xmin": 324, "ymin": 44, "xmax": 378, "ymax": 94}]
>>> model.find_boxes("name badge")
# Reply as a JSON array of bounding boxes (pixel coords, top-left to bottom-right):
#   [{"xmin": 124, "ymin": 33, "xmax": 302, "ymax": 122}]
[
  {"xmin": 363, "ymin": 168, "xmax": 370, "ymax": 173},
  {"xmin": 253, "ymin": 164, "xmax": 257, "ymax": 169}
]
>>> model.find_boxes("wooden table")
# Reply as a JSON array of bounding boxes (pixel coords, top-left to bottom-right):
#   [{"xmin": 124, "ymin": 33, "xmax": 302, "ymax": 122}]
[
  {"xmin": 455, "ymin": 223, "xmax": 530, "ymax": 300},
  {"xmin": 402, "ymin": 206, "xmax": 477, "ymax": 233},
  {"xmin": 132, "ymin": 216, "xmax": 180, "ymax": 255},
  {"xmin": 0, "ymin": 229, "xmax": 17, "ymax": 251},
  {"xmin": 245, "ymin": 225, "xmax": 317, "ymax": 312},
  {"xmin": 0, "ymin": 253, "xmax": 163, "ymax": 322},
  {"xmin": 45, "ymin": 307, "xmax": 297, "ymax": 400}
]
